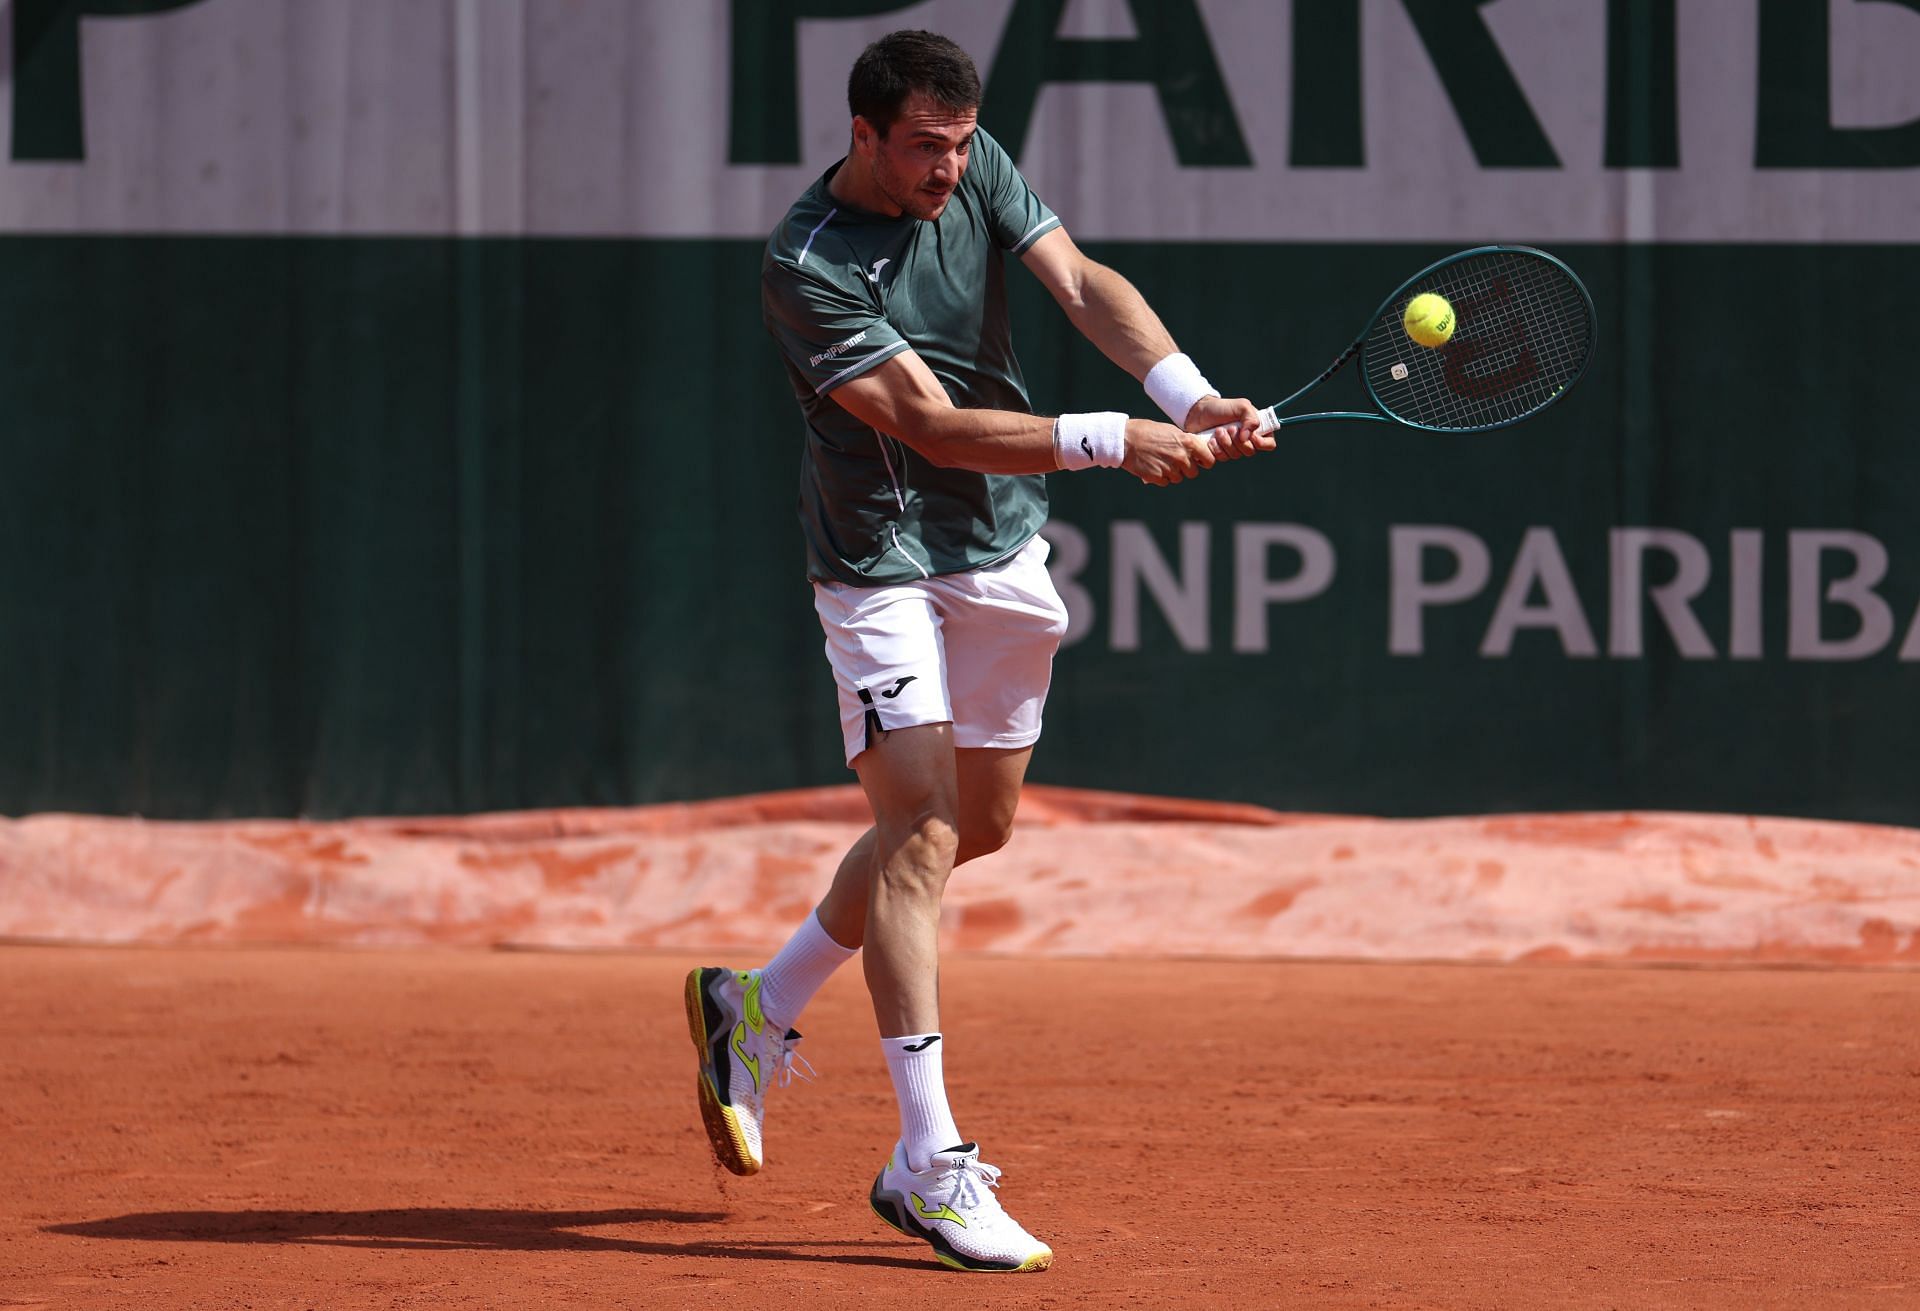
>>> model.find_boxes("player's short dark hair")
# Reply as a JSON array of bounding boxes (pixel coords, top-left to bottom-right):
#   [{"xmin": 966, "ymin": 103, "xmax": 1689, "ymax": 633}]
[{"xmin": 847, "ymin": 30, "xmax": 981, "ymax": 137}]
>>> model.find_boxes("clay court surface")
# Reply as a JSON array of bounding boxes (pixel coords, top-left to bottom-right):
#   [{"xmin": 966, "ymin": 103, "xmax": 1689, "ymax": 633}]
[{"xmin": 1, "ymin": 946, "xmax": 1914, "ymax": 1309}]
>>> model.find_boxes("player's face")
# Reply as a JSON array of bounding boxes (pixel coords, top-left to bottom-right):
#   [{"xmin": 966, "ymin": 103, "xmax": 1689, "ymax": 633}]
[{"xmin": 864, "ymin": 92, "xmax": 976, "ymax": 221}]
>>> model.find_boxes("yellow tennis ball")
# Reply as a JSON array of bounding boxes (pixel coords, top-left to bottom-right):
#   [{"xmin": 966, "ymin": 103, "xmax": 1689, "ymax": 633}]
[{"xmin": 1403, "ymin": 292, "xmax": 1455, "ymax": 348}]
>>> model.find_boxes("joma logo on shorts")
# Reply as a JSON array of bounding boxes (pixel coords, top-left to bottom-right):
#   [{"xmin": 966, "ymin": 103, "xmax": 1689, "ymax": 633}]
[{"xmin": 810, "ymin": 330, "xmax": 867, "ymax": 368}]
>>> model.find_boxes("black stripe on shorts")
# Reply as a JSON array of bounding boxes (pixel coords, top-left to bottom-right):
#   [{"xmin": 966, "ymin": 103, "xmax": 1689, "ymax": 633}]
[{"xmin": 856, "ymin": 686, "xmax": 885, "ymax": 750}]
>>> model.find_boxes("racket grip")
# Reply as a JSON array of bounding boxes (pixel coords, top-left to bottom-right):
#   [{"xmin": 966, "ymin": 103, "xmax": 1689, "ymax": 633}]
[{"xmin": 1254, "ymin": 405, "xmax": 1282, "ymax": 437}]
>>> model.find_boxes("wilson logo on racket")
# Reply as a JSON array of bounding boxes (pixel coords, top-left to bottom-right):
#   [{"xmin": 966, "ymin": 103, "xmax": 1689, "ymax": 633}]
[{"xmin": 1440, "ymin": 276, "xmax": 1541, "ymax": 401}]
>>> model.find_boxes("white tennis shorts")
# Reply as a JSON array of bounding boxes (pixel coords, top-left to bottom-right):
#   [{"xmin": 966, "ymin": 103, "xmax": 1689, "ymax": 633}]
[{"xmin": 812, "ymin": 535, "xmax": 1070, "ymax": 767}]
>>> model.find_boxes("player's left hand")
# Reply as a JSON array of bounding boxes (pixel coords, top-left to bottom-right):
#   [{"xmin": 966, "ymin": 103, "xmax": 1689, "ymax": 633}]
[{"xmin": 1184, "ymin": 395, "xmax": 1273, "ymax": 461}]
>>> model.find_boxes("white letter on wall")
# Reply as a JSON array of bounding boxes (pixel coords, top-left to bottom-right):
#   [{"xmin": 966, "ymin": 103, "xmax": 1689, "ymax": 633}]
[
  {"xmin": 1482, "ymin": 527, "xmax": 1598, "ymax": 657},
  {"xmin": 1728, "ymin": 529, "xmax": 1764, "ymax": 660},
  {"xmin": 1389, "ymin": 525, "xmax": 1491, "ymax": 656},
  {"xmin": 1040, "ymin": 520, "xmax": 1095, "ymax": 650},
  {"xmin": 1788, "ymin": 530, "xmax": 1893, "ymax": 660},
  {"xmin": 1233, "ymin": 524, "xmax": 1335, "ymax": 653},
  {"xmin": 1609, "ymin": 528, "xmax": 1716, "ymax": 658},
  {"xmin": 1111, "ymin": 521, "xmax": 1210, "ymax": 652}
]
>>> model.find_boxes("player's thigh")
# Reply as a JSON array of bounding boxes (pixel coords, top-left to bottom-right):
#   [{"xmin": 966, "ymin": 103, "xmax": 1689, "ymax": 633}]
[
  {"xmin": 954, "ymin": 745, "xmax": 1033, "ymax": 864},
  {"xmin": 854, "ymin": 722, "xmax": 962, "ymax": 861}
]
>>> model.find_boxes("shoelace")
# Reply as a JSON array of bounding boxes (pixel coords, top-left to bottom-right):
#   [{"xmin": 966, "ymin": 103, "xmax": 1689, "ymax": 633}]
[
  {"xmin": 762, "ymin": 1029, "xmax": 816, "ymax": 1091},
  {"xmin": 934, "ymin": 1155, "xmax": 1009, "ymax": 1223}
]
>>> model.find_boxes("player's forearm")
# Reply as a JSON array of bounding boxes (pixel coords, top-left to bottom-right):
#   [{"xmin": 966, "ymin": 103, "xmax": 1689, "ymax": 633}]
[
  {"xmin": 829, "ymin": 346, "xmax": 1155, "ymax": 475},
  {"xmin": 912, "ymin": 409, "xmax": 1217, "ymax": 487},
  {"xmin": 1055, "ymin": 259, "xmax": 1180, "ymax": 381},
  {"xmin": 903, "ymin": 407, "xmax": 1066, "ymax": 475},
  {"xmin": 832, "ymin": 354, "xmax": 1068, "ymax": 474}
]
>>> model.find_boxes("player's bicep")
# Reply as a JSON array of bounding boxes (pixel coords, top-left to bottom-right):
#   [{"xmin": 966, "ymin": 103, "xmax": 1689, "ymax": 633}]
[
  {"xmin": 826, "ymin": 349, "xmax": 955, "ymax": 446},
  {"xmin": 1019, "ymin": 227, "xmax": 1093, "ymax": 313}
]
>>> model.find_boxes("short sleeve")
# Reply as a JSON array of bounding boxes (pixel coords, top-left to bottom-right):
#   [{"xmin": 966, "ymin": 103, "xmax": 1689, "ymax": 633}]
[
  {"xmin": 971, "ymin": 128, "xmax": 1060, "ymax": 254},
  {"xmin": 762, "ymin": 262, "xmax": 910, "ymax": 396}
]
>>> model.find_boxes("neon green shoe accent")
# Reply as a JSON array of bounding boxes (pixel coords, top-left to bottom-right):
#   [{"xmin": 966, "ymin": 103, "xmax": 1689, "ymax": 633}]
[
  {"xmin": 929, "ymin": 1246, "xmax": 1053, "ymax": 1274},
  {"xmin": 739, "ymin": 971, "xmax": 765, "ymax": 1032},
  {"xmin": 730, "ymin": 1022, "xmax": 761, "ymax": 1091},
  {"xmin": 910, "ymin": 1192, "xmax": 966, "ymax": 1228}
]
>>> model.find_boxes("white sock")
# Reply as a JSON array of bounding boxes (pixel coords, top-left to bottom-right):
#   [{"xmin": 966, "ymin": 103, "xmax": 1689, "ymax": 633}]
[
  {"xmin": 882, "ymin": 1033, "xmax": 963, "ymax": 1171},
  {"xmin": 756, "ymin": 911, "xmax": 857, "ymax": 1029}
]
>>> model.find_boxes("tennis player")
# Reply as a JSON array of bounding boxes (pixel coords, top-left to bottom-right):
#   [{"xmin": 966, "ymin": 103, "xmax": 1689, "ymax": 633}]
[{"xmin": 686, "ymin": 29, "xmax": 1269, "ymax": 1274}]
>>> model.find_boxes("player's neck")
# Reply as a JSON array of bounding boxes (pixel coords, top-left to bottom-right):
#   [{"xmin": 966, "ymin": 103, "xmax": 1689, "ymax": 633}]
[{"xmin": 826, "ymin": 156, "xmax": 902, "ymax": 219}]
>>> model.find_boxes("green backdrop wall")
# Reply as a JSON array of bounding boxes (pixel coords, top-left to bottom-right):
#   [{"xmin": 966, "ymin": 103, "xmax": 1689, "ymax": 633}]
[
  {"xmin": 3, "ymin": 236, "xmax": 1916, "ymax": 822},
  {"xmin": 4, "ymin": 0, "xmax": 1918, "ymax": 821}
]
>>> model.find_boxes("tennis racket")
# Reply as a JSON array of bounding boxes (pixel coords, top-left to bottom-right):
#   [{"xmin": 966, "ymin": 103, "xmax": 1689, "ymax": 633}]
[{"xmin": 1251, "ymin": 245, "xmax": 1595, "ymax": 437}]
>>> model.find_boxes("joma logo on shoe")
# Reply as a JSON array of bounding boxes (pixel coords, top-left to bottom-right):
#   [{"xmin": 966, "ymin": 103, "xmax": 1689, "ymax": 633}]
[
  {"xmin": 911, "ymin": 1193, "xmax": 966, "ymax": 1227},
  {"xmin": 731, "ymin": 1024, "xmax": 761, "ymax": 1091}
]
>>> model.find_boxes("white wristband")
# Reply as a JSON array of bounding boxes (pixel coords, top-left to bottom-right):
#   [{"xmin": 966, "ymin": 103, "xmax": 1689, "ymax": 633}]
[
  {"xmin": 1053, "ymin": 411, "xmax": 1128, "ymax": 471},
  {"xmin": 1144, "ymin": 352, "xmax": 1217, "ymax": 427}
]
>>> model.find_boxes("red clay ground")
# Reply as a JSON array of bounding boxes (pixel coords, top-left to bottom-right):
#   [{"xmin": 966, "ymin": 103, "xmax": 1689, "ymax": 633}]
[{"xmin": 0, "ymin": 946, "xmax": 1914, "ymax": 1309}]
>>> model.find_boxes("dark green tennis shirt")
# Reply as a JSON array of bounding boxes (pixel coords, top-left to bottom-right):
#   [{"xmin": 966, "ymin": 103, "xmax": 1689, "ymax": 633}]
[{"xmin": 762, "ymin": 128, "xmax": 1061, "ymax": 586}]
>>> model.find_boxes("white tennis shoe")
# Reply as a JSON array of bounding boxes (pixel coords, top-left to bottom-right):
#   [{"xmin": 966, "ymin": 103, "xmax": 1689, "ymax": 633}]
[
  {"xmin": 869, "ymin": 1140, "xmax": 1053, "ymax": 1273},
  {"xmin": 684, "ymin": 967, "xmax": 810, "ymax": 1175}
]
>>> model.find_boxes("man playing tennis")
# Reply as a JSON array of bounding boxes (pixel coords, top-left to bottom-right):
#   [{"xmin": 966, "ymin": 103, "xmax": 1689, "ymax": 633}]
[{"xmin": 686, "ymin": 29, "xmax": 1269, "ymax": 1273}]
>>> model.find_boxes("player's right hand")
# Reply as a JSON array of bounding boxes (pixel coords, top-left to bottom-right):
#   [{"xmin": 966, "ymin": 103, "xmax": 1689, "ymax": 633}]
[
  {"xmin": 1186, "ymin": 395, "xmax": 1266, "ymax": 461},
  {"xmin": 1122, "ymin": 419, "xmax": 1217, "ymax": 486}
]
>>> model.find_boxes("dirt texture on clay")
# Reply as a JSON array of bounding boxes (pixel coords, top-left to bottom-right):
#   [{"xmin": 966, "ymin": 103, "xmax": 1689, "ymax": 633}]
[{"xmin": 1, "ymin": 946, "xmax": 1915, "ymax": 1309}]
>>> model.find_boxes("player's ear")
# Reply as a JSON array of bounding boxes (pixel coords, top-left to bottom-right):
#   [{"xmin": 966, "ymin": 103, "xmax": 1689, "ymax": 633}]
[{"xmin": 851, "ymin": 115, "xmax": 875, "ymax": 156}]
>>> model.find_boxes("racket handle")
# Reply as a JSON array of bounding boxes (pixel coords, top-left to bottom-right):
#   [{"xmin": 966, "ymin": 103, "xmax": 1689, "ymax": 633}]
[{"xmin": 1254, "ymin": 404, "xmax": 1282, "ymax": 437}]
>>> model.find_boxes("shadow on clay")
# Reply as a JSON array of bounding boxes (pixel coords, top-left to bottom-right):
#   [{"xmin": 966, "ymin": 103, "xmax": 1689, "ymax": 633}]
[{"xmin": 45, "ymin": 1207, "xmax": 935, "ymax": 1269}]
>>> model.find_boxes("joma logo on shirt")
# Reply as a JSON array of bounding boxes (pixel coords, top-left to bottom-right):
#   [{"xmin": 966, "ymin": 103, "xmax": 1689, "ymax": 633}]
[{"xmin": 810, "ymin": 330, "xmax": 867, "ymax": 368}]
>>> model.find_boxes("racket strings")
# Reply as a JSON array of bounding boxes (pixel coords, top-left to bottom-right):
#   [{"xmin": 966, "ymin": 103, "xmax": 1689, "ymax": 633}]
[{"xmin": 1364, "ymin": 251, "xmax": 1593, "ymax": 432}]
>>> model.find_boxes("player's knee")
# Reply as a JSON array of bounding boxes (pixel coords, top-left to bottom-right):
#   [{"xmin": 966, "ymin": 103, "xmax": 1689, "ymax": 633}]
[
  {"xmin": 908, "ymin": 810, "xmax": 961, "ymax": 859},
  {"xmin": 955, "ymin": 820, "xmax": 1014, "ymax": 866},
  {"xmin": 876, "ymin": 811, "xmax": 960, "ymax": 893}
]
